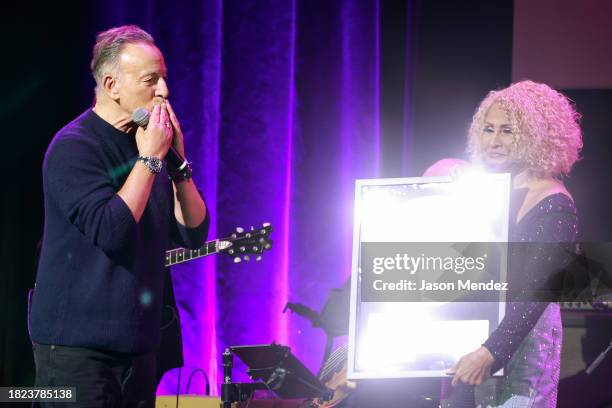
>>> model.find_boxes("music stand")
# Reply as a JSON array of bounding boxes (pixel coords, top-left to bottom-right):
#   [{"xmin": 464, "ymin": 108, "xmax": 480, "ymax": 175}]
[{"xmin": 221, "ymin": 343, "xmax": 330, "ymax": 408}]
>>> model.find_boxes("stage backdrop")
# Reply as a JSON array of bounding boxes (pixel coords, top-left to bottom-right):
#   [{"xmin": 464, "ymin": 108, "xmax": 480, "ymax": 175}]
[
  {"xmin": 86, "ymin": 0, "xmax": 386, "ymax": 395},
  {"xmin": 9, "ymin": 0, "xmax": 612, "ymax": 397}
]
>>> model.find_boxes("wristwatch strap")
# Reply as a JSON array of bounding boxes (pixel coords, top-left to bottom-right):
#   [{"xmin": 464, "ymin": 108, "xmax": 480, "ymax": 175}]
[{"xmin": 137, "ymin": 156, "xmax": 163, "ymax": 174}]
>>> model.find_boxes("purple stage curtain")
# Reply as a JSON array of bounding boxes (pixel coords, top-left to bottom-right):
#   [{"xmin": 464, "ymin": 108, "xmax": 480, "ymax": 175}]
[{"xmin": 86, "ymin": 0, "xmax": 385, "ymax": 395}]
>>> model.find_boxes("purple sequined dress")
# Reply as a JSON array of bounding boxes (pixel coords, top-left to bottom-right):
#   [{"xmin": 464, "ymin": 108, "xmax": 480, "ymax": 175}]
[{"xmin": 476, "ymin": 192, "xmax": 579, "ymax": 408}]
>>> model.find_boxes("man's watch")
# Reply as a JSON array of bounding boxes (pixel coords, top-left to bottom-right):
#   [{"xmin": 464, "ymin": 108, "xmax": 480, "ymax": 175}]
[{"xmin": 137, "ymin": 156, "xmax": 163, "ymax": 174}]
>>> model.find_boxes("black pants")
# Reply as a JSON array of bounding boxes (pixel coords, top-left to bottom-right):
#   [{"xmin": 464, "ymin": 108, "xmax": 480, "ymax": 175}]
[{"xmin": 33, "ymin": 343, "xmax": 156, "ymax": 408}]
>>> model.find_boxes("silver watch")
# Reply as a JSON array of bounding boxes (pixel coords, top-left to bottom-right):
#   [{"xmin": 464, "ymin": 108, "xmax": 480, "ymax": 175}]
[{"xmin": 137, "ymin": 156, "xmax": 163, "ymax": 174}]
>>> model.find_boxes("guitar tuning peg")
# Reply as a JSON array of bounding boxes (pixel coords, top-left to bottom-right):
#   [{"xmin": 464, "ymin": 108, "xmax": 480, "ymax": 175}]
[
  {"xmin": 256, "ymin": 256, "xmax": 262, "ymax": 261},
  {"xmin": 236, "ymin": 227, "xmax": 244, "ymax": 233},
  {"xmin": 234, "ymin": 257, "xmax": 242, "ymax": 263},
  {"xmin": 252, "ymin": 246, "xmax": 259, "ymax": 252},
  {"xmin": 243, "ymin": 255, "xmax": 250, "ymax": 262},
  {"xmin": 239, "ymin": 246, "xmax": 246, "ymax": 252},
  {"xmin": 250, "ymin": 226, "xmax": 255, "ymax": 231},
  {"xmin": 263, "ymin": 222, "xmax": 271, "ymax": 227},
  {"xmin": 228, "ymin": 249, "xmax": 235, "ymax": 255},
  {"xmin": 264, "ymin": 244, "xmax": 272, "ymax": 249}
]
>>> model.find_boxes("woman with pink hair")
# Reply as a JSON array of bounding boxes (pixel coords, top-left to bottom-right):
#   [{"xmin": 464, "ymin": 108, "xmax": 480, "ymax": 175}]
[{"xmin": 446, "ymin": 80, "xmax": 583, "ymax": 407}]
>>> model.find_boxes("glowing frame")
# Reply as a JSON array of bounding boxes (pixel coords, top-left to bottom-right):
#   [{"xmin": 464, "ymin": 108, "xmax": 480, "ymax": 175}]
[{"xmin": 347, "ymin": 174, "xmax": 511, "ymax": 379}]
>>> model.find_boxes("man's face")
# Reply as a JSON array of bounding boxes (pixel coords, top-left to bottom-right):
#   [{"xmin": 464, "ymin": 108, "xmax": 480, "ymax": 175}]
[
  {"xmin": 114, "ymin": 42, "xmax": 168, "ymax": 114},
  {"xmin": 479, "ymin": 103, "xmax": 519, "ymax": 172}
]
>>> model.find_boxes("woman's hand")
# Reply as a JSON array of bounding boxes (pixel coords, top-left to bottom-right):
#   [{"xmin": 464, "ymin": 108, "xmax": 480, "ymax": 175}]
[{"xmin": 448, "ymin": 346, "xmax": 495, "ymax": 386}]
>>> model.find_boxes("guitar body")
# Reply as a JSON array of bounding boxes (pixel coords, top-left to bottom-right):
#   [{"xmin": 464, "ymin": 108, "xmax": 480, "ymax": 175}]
[{"xmin": 313, "ymin": 365, "xmax": 354, "ymax": 407}]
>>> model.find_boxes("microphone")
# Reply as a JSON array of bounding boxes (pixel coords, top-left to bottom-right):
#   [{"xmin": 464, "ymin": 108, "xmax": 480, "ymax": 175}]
[{"xmin": 132, "ymin": 107, "xmax": 188, "ymax": 173}]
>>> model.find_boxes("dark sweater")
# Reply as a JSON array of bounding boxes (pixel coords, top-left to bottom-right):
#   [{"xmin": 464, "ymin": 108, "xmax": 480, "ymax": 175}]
[{"xmin": 31, "ymin": 109, "xmax": 208, "ymax": 354}]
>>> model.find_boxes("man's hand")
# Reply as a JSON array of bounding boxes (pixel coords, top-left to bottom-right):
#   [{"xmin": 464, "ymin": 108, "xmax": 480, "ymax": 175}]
[
  {"xmin": 165, "ymin": 100, "xmax": 185, "ymax": 158},
  {"xmin": 448, "ymin": 346, "xmax": 495, "ymax": 386},
  {"xmin": 119, "ymin": 102, "xmax": 174, "ymax": 222},
  {"xmin": 136, "ymin": 103, "xmax": 174, "ymax": 159}
]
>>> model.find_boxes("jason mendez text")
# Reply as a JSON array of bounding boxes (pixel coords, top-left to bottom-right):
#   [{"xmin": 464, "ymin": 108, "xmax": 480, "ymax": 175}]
[{"xmin": 372, "ymin": 279, "xmax": 508, "ymax": 291}]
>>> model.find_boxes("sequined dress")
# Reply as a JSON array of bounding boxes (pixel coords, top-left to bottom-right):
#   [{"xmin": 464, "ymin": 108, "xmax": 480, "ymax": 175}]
[{"xmin": 476, "ymin": 192, "xmax": 579, "ymax": 408}]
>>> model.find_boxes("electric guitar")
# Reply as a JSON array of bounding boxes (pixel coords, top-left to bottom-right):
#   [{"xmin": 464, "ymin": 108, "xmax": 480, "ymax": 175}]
[{"xmin": 165, "ymin": 223, "xmax": 273, "ymax": 266}]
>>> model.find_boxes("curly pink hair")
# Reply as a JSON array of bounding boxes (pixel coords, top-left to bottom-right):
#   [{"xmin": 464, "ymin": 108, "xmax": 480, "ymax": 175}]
[{"xmin": 467, "ymin": 80, "xmax": 583, "ymax": 177}]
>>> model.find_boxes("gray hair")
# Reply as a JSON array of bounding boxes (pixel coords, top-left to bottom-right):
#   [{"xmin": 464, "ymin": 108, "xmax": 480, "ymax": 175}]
[{"xmin": 90, "ymin": 25, "xmax": 155, "ymax": 89}]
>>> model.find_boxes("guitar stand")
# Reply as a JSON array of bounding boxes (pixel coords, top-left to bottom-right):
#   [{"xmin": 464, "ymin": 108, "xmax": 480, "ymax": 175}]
[{"xmin": 221, "ymin": 344, "xmax": 331, "ymax": 408}]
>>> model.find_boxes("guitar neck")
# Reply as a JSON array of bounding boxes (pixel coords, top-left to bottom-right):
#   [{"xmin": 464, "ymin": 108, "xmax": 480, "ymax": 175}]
[
  {"xmin": 165, "ymin": 240, "xmax": 221, "ymax": 267},
  {"xmin": 164, "ymin": 224, "xmax": 272, "ymax": 267}
]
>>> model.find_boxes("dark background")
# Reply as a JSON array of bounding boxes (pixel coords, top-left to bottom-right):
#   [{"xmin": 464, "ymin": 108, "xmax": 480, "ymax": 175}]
[{"xmin": 2, "ymin": 0, "xmax": 611, "ymax": 396}]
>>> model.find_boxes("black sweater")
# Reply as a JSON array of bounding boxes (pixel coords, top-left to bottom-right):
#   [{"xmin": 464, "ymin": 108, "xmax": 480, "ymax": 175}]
[{"xmin": 31, "ymin": 109, "xmax": 208, "ymax": 353}]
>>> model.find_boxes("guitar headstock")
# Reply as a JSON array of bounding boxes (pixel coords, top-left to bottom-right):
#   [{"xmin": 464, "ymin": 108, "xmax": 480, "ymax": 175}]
[{"xmin": 219, "ymin": 223, "xmax": 273, "ymax": 262}]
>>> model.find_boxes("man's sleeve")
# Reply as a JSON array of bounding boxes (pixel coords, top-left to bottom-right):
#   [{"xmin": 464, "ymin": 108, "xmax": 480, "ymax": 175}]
[{"xmin": 44, "ymin": 137, "xmax": 137, "ymax": 253}]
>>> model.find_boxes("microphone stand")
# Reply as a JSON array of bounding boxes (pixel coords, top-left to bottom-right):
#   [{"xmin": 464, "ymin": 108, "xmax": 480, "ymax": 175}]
[{"xmin": 283, "ymin": 302, "xmax": 336, "ymax": 369}]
